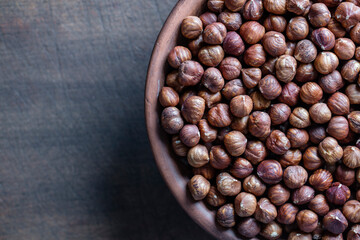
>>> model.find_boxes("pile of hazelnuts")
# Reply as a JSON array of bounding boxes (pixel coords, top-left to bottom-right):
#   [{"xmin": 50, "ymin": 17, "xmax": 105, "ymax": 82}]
[{"xmin": 159, "ymin": 0, "xmax": 360, "ymax": 239}]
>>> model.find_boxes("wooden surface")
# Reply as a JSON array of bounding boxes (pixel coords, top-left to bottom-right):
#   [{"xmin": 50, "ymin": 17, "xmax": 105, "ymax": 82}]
[{"xmin": 0, "ymin": 0, "xmax": 214, "ymax": 239}]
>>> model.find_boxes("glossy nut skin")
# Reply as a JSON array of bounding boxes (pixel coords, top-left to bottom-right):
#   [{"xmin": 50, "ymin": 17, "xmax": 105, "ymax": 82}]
[
  {"xmin": 222, "ymin": 79, "xmax": 246, "ymax": 100},
  {"xmin": 309, "ymin": 126, "xmax": 327, "ymax": 145},
  {"xmin": 172, "ymin": 135, "xmax": 189, "ymax": 157},
  {"xmin": 198, "ymin": 45, "xmax": 225, "ymax": 67},
  {"xmin": 224, "ymin": 0, "xmax": 246, "ymax": 12},
  {"xmin": 202, "ymin": 67, "xmax": 224, "ymax": 93},
  {"xmin": 348, "ymin": 225, "xmax": 360, "ymax": 240},
  {"xmin": 308, "ymin": 3, "xmax": 331, "ymax": 27},
  {"xmin": 254, "ymin": 198, "xmax": 277, "ymax": 224},
  {"xmin": 296, "ymin": 63, "xmax": 318, "ymax": 83},
  {"xmin": 288, "ymin": 231, "xmax": 312, "ymax": 240},
  {"xmin": 257, "ymin": 160, "xmax": 283, "ymax": 184},
  {"xmin": 168, "ymin": 46, "xmax": 192, "ymax": 69},
  {"xmin": 243, "ymin": 44, "xmax": 266, "ymax": 67},
  {"xmin": 275, "ymin": 55, "xmax": 297, "ymax": 83},
  {"xmin": 259, "ymin": 75, "xmax": 282, "ymax": 100},
  {"xmin": 188, "ymin": 175, "xmax": 211, "ymax": 200},
  {"xmin": 159, "ymin": 87, "xmax": 180, "ymax": 107},
  {"xmin": 198, "ymin": 119, "xmax": 217, "ymax": 143},
  {"xmin": 319, "ymin": 70, "xmax": 344, "ymax": 94},
  {"xmin": 198, "ymin": 90, "xmax": 222, "ymax": 109},
  {"xmin": 341, "ymin": 60, "xmax": 360, "ymax": 82},
  {"xmin": 231, "ymin": 116, "xmax": 249, "ymax": 134},
  {"xmin": 343, "ymin": 200, "xmax": 360, "ymax": 223},
  {"xmin": 161, "ymin": 107, "xmax": 184, "ymax": 134},
  {"xmin": 278, "ymin": 82, "xmax": 300, "ymax": 107},
  {"xmin": 279, "ymin": 149, "xmax": 302, "ymax": 167},
  {"xmin": 289, "ymin": 107, "xmax": 310, "ymax": 128},
  {"xmin": 266, "ymin": 130, "xmax": 290, "ymax": 155},
  {"xmin": 269, "ymin": 104, "xmax": 291, "ymax": 125},
  {"xmin": 179, "ymin": 124, "xmax": 200, "ymax": 147},
  {"xmin": 248, "ymin": 111, "xmax": 271, "ymax": 138},
  {"xmin": 243, "ymin": 174, "xmax": 266, "ymax": 196},
  {"xmin": 263, "ymin": 0, "xmax": 286, "ymax": 14},
  {"xmin": 352, "ymin": 22, "xmax": 360, "ymax": 44},
  {"xmin": 244, "ymin": 141, "xmax": 267, "ymax": 165},
  {"xmin": 318, "ymin": 137, "xmax": 343, "ymax": 165},
  {"xmin": 264, "ymin": 15, "xmax": 287, "ymax": 32},
  {"xmin": 343, "ymin": 146, "xmax": 360, "ymax": 169},
  {"xmin": 287, "ymin": 0, "xmax": 311, "ymax": 15},
  {"xmin": 311, "ymin": 27, "xmax": 335, "ymax": 50},
  {"xmin": 234, "ymin": 192, "xmax": 257, "ymax": 217},
  {"xmin": 230, "ymin": 158, "xmax": 253, "ymax": 179},
  {"xmin": 303, "ymin": 146, "xmax": 323, "ymax": 171},
  {"xmin": 262, "ymin": 31, "xmax": 287, "ymax": 57},
  {"xmin": 309, "ymin": 169, "xmax": 333, "ymax": 191},
  {"xmin": 239, "ymin": 21, "xmax": 265, "ymax": 44},
  {"xmin": 294, "ymin": 40, "xmax": 317, "ymax": 63},
  {"xmin": 207, "ymin": 103, "xmax": 232, "ymax": 127},
  {"xmin": 296, "ymin": 210, "xmax": 319, "ymax": 233},
  {"xmin": 260, "ymin": 221, "xmax": 283, "ymax": 240},
  {"xmin": 286, "ymin": 17, "xmax": 309, "ymax": 41},
  {"xmin": 268, "ymin": 184, "xmax": 290, "ymax": 206},
  {"xmin": 285, "ymin": 41, "xmax": 296, "ymax": 56},
  {"xmin": 207, "ymin": 0, "xmax": 225, "ymax": 13},
  {"xmin": 188, "ymin": 35, "xmax": 204, "ymax": 56},
  {"xmin": 216, "ymin": 172, "xmax": 241, "ymax": 196},
  {"xmin": 181, "ymin": 96, "xmax": 205, "ymax": 124},
  {"xmin": 242, "ymin": 0, "xmax": 263, "ymax": 20},
  {"xmin": 230, "ymin": 95, "xmax": 253, "ymax": 118},
  {"xmin": 323, "ymin": 209, "xmax": 348, "ymax": 234},
  {"xmin": 300, "ymin": 82, "xmax": 323, "ymax": 105},
  {"xmin": 328, "ymin": 17, "xmax": 346, "ymax": 38},
  {"xmin": 237, "ymin": 218, "xmax": 261, "ymax": 238},
  {"xmin": 193, "ymin": 164, "xmax": 216, "ymax": 180},
  {"xmin": 187, "ymin": 144, "xmax": 210, "ymax": 167},
  {"xmin": 309, "ymin": 194, "xmax": 330, "ymax": 216},
  {"xmin": 181, "ymin": 16, "xmax": 203, "ymax": 39},
  {"xmin": 216, "ymin": 203, "xmax": 236, "ymax": 228},
  {"xmin": 241, "ymin": 68, "xmax": 261, "ymax": 89},
  {"xmin": 209, "ymin": 145, "xmax": 231, "ymax": 169},
  {"xmin": 165, "ymin": 71, "xmax": 183, "ymax": 92},
  {"xmin": 326, "ymin": 182, "xmax": 351, "ymax": 205},
  {"xmin": 335, "ymin": 165, "xmax": 355, "ymax": 186},
  {"xmin": 178, "ymin": 60, "xmax": 205, "ymax": 86},
  {"xmin": 327, "ymin": 92, "xmax": 350, "ymax": 116},
  {"xmin": 283, "ymin": 165, "xmax": 308, "ymax": 189},
  {"xmin": 327, "ymin": 116, "xmax": 349, "ymax": 140},
  {"xmin": 335, "ymin": 2, "xmax": 360, "ymax": 30},
  {"xmin": 222, "ymin": 32, "xmax": 245, "ymax": 57},
  {"xmin": 292, "ymin": 186, "xmax": 315, "ymax": 205},
  {"xmin": 219, "ymin": 57, "xmax": 242, "ymax": 80},
  {"xmin": 261, "ymin": 57, "xmax": 278, "ymax": 75},
  {"xmin": 314, "ymin": 51, "xmax": 339, "ymax": 75},
  {"xmin": 277, "ymin": 203, "xmax": 298, "ymax": 225},
  {"xmin": 205, "ymin": 186, "xmax": 226, "ymax": 207},
  {"xmin": 224, "ymin": 130, "xmax": 247, "ymax": 156},
  {"xmin": 334, "ymin": 38, "xmax": 355, "ymax": 60},
  {"xmin": 218, "ymin": 11, "xmax": 242, "ymax": 31},
  {"xmin": 348, "ymin": 111, "xmax": 360, "ymax": 133},
  {"xmin": 309, "ymin": 103, "xmax": 331, "ymax": 124},
  {"xmin": 251, "ymin": 91, "xmax": 271, "ymax": 110},
  {"xmin": 199, "ymin": 12, "xmax": 217, "ymax": 27}
]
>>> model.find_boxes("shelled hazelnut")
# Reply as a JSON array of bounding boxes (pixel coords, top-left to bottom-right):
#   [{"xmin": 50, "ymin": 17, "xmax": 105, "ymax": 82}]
[
  {"xmin": 319, "ymin": 70, "xmax": 344, "ymax": 94},
  {"xmin": 230, "ymin": 95, "xmax": 253, "ymax": 118},
  {"xmin": 348, "ymin": 111, "xmax": 360, "ymax": 133},
  {"xmin": 223, "ymin": 32, "xmax": 245, "ymax": 57},
  {"xmin": 231, "ymin": 116, "xmax": 249, "ymax": 134},
  {"xmin": 244, "ymin": 141, "xmax": 267, "ymax": 165},
  {"xmin": 326, "ymin": 182, "xmax": 350, "ymax": 205},
  {"xmin": 239, "ymin": 21, "xmax": 265, "ymax": 44},
  {"xmin": 283, "ymin": 166, "xmax": 308, "ymax": 189},
  {"xmin": 341, "ymin": 60, "xmax": 360, "ymax": 82},
  {"xmin": 242, "ymin": 0, "xmax": 263, "ymax": 21},
  {"xmin": 279, "ymin": 149, "xmax": 302, "ymax": 167},
  {"xmin": 254, "ymin": 198, "xmax": 277, "ymax": 224},
  {"xmin": 207, "ymin": 103, "xmax": 232, "ymax": 127},
  {"xmin": 286, "ymin": 17, "xmax": 309, "ymax": 41},
  {"xmin": 294, "ymin": 40, "xmax": 317, "ymax": 64},
  {"xmin": 327, "ymin": 18, "xmax": 346, "ymax": 38},
  {"xmin": 314, "ymin": 51, "xmax": 339, "ymax": 75},
  {"xmin": 334, "ymin": 38, "xmax": 355, "ymax": 60},
  {"xmin": 224, "ymin": 0, "xmax": 246, "ymax": 12},
  {"xmin": 342, "ymin": 200, "xmax": 360, "ymax": 223},
  {"xmin": 308, "ymin": 3, "xmax": 331, "ymax": 28},
  {"xmin": 309, "ymin": 103, "xmax": 332, "ymax": 124},
  {"xmin": 275, "ymin": 55, "xmax": 297, "ymax": 83},
  {"xmin": 179, "ymin": 124, "xmax": 200, "ymax": 147},
  {"xmin": 235, "ymin": 192, "xmax": 257, "ymax": 217},
  {"xmin": 206, "ymin": 186, "xmax": 226, "ymax": 207},
  {"xmin": 243, "ymin": 174, "xmax": 266, "ymax": 196},
  {"xmin": 309, "ymin": 169, "xmax": 333, "ymax": 191},
  {"xmin": 309, "ymin": 194, "xmax": 330, "ymax": 216},
  {"xmin": 318, "ymin": 137, "xmax": 343, "ymax": 165},
  {"xmin": 250, "ymin": 91, "xmax": 271, "ymax": 110},
  {"xmin": 278, "ymin": 82, "xmax": 300, "ymax": 107},
  {"xmin": 219, "ymin": 57, "xmax": 242, "ymax": 80},
  {"xmin": 188, "ymin": 175, "xmax": 211, "ymax": 200},
  {"xmin": 193, "ymin": 164, "xmax": 216, "ymax": 180},
  {"xmin": 288, "ymin": 231, "xmax": 312, "ymax": 240},
  {"xmin": 241, "ymin": 68, "xmax": 261, "ymax": 89},
  {"xmin": 335, "ymin": 165, "xmax": 355, "ymax": 186},
  {"xmin": 209, "ymin": 145, "xmax": 231, "ymax": 169},
  {"xmin": 346, "ymin": 85, "xmax": 360, "ymax": 104},
  {"xmin": 257, "ymin": 160, "xmax": 283, "ymax": 184},
  {"xmin": 326, "ymin": 116, "xmax": 349, "ymax": 140},
  {"xmin": 292, "ymin": 186, "xmax": 315, "ymax": 205},
  {"xmin": 224, "ymin": 130, "xmax": 247, "ymax": 156},
  {"xmin": 243, "ymin": 44, "xmax": 266, "ymax": 67},
  {"xmin": 200, "ymin": 12, "xmax": 218, "ymax": 27},
  {"xmin": 172, "ymin": 135, "xmax": 189, "ymax": 157},
  {"xmin": 308, "ymin": 126, "xmax": 327, "ymax": 145},
  {"xmin": 260, "ymin": 221, "xmax": 283, "ymax": 240},
  {"xmin": 287, "ymin": 0, "xmax": 311, "ymax": 16},
  {"xmin": 181, "ymin": 16, "xmax": 203, "ymax": 39},
  {"xmin": 262, "ymin": 31, "xmax": 287, "ymax": 57},
  {"xmin": 323, "ymin": 209, "xmax": 348, "ymax": 234},
  {"xmin": 218, "ymin": 11, "xmax": 242, "ymax": 31},
  {"xmin": 248, "ymin": 111, "xmax": 271, "ymax": 138},
  {"xmin": 296, "ymin": 210, "xmax": 319, "ymax": 233},
  {"xmin": 216, "ymin": 203, "xmax": 236, "ymax": 227},
  {"xmin": 343, "ymin": 146, "xmax": 360, "ymax": 169},
  {"xmin": 216, "ymin": 172, "xmax": 241, "ymax": 196},
  {"xmin": 237, "ymin": 218, "xmax": 261, "ymax": 238},
  {"xmin": 347, "ymin": 225, "xmax": 360, "ymax": 240},
  {"xmin": 269, "ymin": 104, "xmax": 291, "ymax": 125},
  {"xmin": 221, "ymin": 79, "xmax": 245, "ymax": 100},
  {"xmin": 261, "ymin": 57, "xmax": 278, "ymax": 76},
  {"xmin": 277, "ymin": 203, "xmax": 298, "ymax": 225},
  {"xmin": 289, "ymin": 107, "xmax": 311, "ymax": 128},
  {"xmin": 230, "ymin": 158, "xmax": 253, "ymax": 179},
  {"xmin": 263, "ymin": 15, "xmax": 286, "ymax": 32},
  {"xmin": 198, "ymin": 45, "xmax": 225, "ymax": 66},
  {"xmin": 207, "ymin": 0, "xmax": 225, "ymax": 13},
  {"xmin": 327, "ymin": 92, "xmax": 350, "ymax": 116}
]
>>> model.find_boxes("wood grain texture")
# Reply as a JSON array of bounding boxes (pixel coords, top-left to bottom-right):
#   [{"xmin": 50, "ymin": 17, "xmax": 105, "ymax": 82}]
[{"xmin": 0, "ymin": 0, "xmax": 214, "ymax": 239}]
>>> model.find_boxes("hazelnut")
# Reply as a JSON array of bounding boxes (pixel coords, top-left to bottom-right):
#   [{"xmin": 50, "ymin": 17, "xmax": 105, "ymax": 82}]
[
  {"xmin": 260, "ymin": 221, "xmax": 283, "ymax": 240},
  {"xmin": 222, "ymin": 79, "xmax": 246, "ymax": 100},
  {"xmin": 187, "ymin": 144, "xmax": 210, "ymax": 167},
  {"xmin": 235, "ymin": 192, "xmax": 257, "ymax": 217},
  {"xmin": 241, "ymin": 68, "xmax": 261, "ymax": 88},
  {"xmin": 181, "ymin": 16, "xmax": 203, "ymax": 39},
  {"xmin": 279, "ymin": 149, "xmax": 302, "ymax": 167},
  {"xmin": 294, "ymin": 40, "xmax": 317, "ymax": 63},
  {"xmin": 224, "ymin": 130, "xmax": 247, "ymax": 156},
  {"xmin": 178, "ymin": 60, "xmax": 205, "ymax": 86},
  {"xmin": 335, "ymin": 2, "xmax": 360, "ymax": 30},
  {"xmin": 334, "ymin": 38, "xmax": 356, "ymax": 60},
  {"xmin": 343, "ymin": 146, "xmax": 360, "ymax": 169},
  {"xmin": 257, "ymin": 160, "xmax": 283, "ymax": 184},
  {"xmin": 309, "ymin": 126, "xmax": 327, "ymax": 145},
  {"xmin": 230, "ymin": 95, "xmax": 253, "ymax": 118},
  {"xmin": 202, "ymin": 67, "xmax": 224, "ymax": 93},
  {"xmin": 327, "ymin": 116, "xmax": 349, "ymax": 140},
  {"xmin": 193, "ymin": 164, "xmax": 216, "ymax": 180},
  {"xmin": 168, "ymin": 46, "xmax": 192, "ymax": 69},
  {"xmin": 243, "ymin": 174, "xmax": 266, "ymax": 196},
  {"xmin": 296, "ymin": 63, "xmax": 318, "ymax": 83},
  {"xmin": 328, "ymin": 92, "xmax": 350, "ymax": 116},
  {"xmin": 209, "ymin": 145, "xmax": 231, "ymax": 169},
  {"xmin": 287, "ymin": 0, "xmax": 311, "ymax": 15},
  {"xmin": 348, "ymin": 225, "xmax": 360, "ymax": 240},
  {"xmin": 198, "ymin": 90, "xmax": 222, "ymax": 109},
  {"xmin": 314, "ymin": 51, "xmax": 339, "ymax": 75},
  {"xmin": 269, "ymin": 104, "xmax": 291, "ymax": 125},
  {"xmin": 319, "ymin": 71, "xmax": 344, "ymax": 94},
  {"xmin": 188, "ymin": 35, "xmax": 204, "ymax": 56},
  {"xmin": 303, "ymin": 146, "xmax": 323, "ymax": 171},
  {"xmin": 309, "ymin": 169, "xmax": 333, "ymax": 191},
  {"xmin": 224, "ymin": 0, "xmax": 246, "ymax": 12},
  {"xmin": 161, "ymin": 107, "xmax": 184, "ymax": 134},
  {"xmin": 219, "ymin": 57, "xmax": 242, "ymax": 80},
  {"xmin": 277, "ymin": 203, "xmax": 298, "ymax": 225},
  {"xmin": 218, "ymin": 11, "xmax": 242, "ymax": 31},
  {"xmin": 262, "ymin": 31, "xmax": 287, "ymax": 57},
  {"xmin": 239, "ymin": 21, "xmax": 265, "ymax": 45},
  {"xmin": 198, "ymin": 119, "xmax": 217, "ymax": 143},
  {"xmin": 317, "ymin": 0, "xmax": 342, "ymax": 7},
  {"xmin": 171, "ymin": 135, "xmax": 189, "ymax": 157},
  {"xmin": 231, "ymin": 116, "xmax": 249, "ymax": 134},
  {"xmin": 348, "ymin": 111, "xmax": 360, "ymax": 133},
  {"xmin": 251, "ymin": 91, "xmax": 271, "ymax": 110},
  {"xmin": 203, "ymin": 22, "xmax": 227, "ymax": 45},
  {"xmin": 268, "ymin": 184, "xmax": 290, "ymax": 206},
  {"xmin": 198, "ymin": 45, "xmax": 224, "ymax": 67},
  {"xmin": 284, "ymin": 166, "xmax": 308, "ymax": 189},
  {"xmin": 216, "ymin": 203, "xmax": 236, "ymax": 228},
  {"xmin": 286, "ymin": 17, "xmax": 309, "ymax": 41},
  {"xmin": 179, "ymin": 89, "xmax": 197, "ymax": 106},
  {"xmin": 323, "ymin": 209, "xmax": 348, "ymax": 234},
  {"xmin": 286, "ymin": 129, "xmax": 308, "ymax": 149},
  {"xmin": 322, "ymin": 233, "xmax": 344, "ymax": 240},
  {"xmin": 188, "ymin": 175, "xmax": 211, "ymax": 200},
  {"xmin": 289, "ymin": 107, "xmax": 311, "ymax": 128},
  {"xmin": 159, "ymin": 87, "xmax": 180, "ymax": 107},
  {"xmin": 205, "ymin": 186, "xmax": 226, "ymax": 207},
  {"xmin": 266, "ymin": 130, "xmax": 290, "ymax": 155},
  {"xmin": 243, "ymin": 44, "xmax": 266, "ymax": 67},
  {"xmin": 296, "ymin": 210, "xmax": 319, "ymax": 233},
  {"xmin": 207, "ymin": 103, "xmax": 232, "ymax": 127},
  {"xmin": 341, "ymin": 60, "xmax": 360, "ymax": 82},
  {"xmin": 328, "ymin": 17, "xmax": 346, "ymax": 38},
  {"xmin": 259, "ymin": 75, "xmax": 282, "ymax": 100},
  {"xmin": 165, "ymin": 71, "xmax": 183, "ymax": 93},
  {"xmin": 244, "ymin": 140, "xmax": 267, "ymax": 165},
  {"xmin": 199, "ymin": 12, "xmax": 218, "ymax": 27},
  {"xmin": 309, "ymin": 103, "xmax": 332, "ymax": 124},
  {"xmin": 319, "ymin": 137, "xmax": 343, "ymax": 165},
  {"xmin": 248, "ymin": 111, "xmax": 271, "ymax": 138},
  {"xmin": 292, "ymin": 186, "xmax": 315, "ymax": 205},
  {"xmin": 254, "ymin": 198, "xmax": 277, "ymax": 224},
  {"xmin": 263, "ymin": 14, "xmax": 287, "ymax": 32},
  {"xmin": 207, "ymin": 0, "xmax": 225, "ymax": 13},
  {"xmin": 275, "ymin": 55, "xmax": 297, "ymax": 83},
  {"xmin": 278, "ymin": 82, "xmax": 300, "ymax": 107},
  {"xmin": 179, "ymin": 124, "xmax": 200, "ymax": 147},
  {"xmin": 335, "ymin": 165, "xmax": 355, "ymax": 186},
  {"xmin": 230, "ymin": 158, "xmax": 253, "ymax": 179},
  {"xmin": 351, "ymin": 23, "xmax": 360, "ymax": 44},
  {"xmin": 222, "ymin": 32, "xmax": 245, "ymax": 57},
  {"xmin": 308, "ymin": 3, "xmax": 331, "ymax": 27},
  {"xmin": 237, "ymin": 218, "xmax": 261, "ymax": 238},
  {"xmin": 261, "ymin": 57, "xmax": 278, "ymax": 76},
  {"xmin": 326, "ymin": 182, "xmax": 351, "ymax": 205},
  {"xmin": 216, "ymin": 172, "xmax": 241, "ymax": 196},
  {"xmin": 242, "ymin": 0, "xmax": 263, "ymax": 20},
  {"xmin": 285, "ymin": 41, "xmax": 296, "ymax": 56},
  {"xmin": 288, "ymin": 231, "xmax": 312, "ymax": 240},
  {"xmin": 346, "ymin": 85, "xmax": 360, "ymax": 104},
  {"xmin": 343, "ymin": 200, "xmax": 360, "ymax": 223},
  {"xmin": 309, "ymin": 194, "xmax": 330, "ymax": 216},
  {"xmin": 181, "ymin": 96, "xmax": 205, "ymax": 124},
  {"xmin": 263, "ymin": 0, "xmax": 286, "ymax": 14},
  {"xmin": 300, "ymin": 82, "xmax": 324, "ymax": 105}
]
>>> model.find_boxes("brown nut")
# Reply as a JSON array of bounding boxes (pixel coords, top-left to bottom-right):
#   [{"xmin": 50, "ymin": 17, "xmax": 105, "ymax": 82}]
[
  {"xmin": 231, "ymin": 116, "xmax": 249, "ymax": 134},
  {"xmin": 351, "ymin": 22, "xmax": 360, "ymax": 44},
  {"xmin": 266, "ymin": 130, "xmax": 290, "ymax": 155},
  {"xmin": 243, "ymin": 44, "xmax": 266, "ymax": 67},
  {"xmin": 300, "ymin": 82, "xmax": 323, "ymax": 105},
  {"xmin": 317, "ymin": 0, "xmax": 342, "ymax": 7},
  {"xmin": 309, "ymin": 194, "xmax": 330, "ymax": 216},
  {"xmin": 348, "ymin": 111, "xmax": 360, "ymax": 133},
  {"xmin": 296, "ymin": 63, "xmax": 318, "ymax": 83},
  {"xmin": 286, "ymin": 128, "xmax": 309, "ymax": 148},
  {"xmin": 219, "ymin": 57, "xmax": 241, "ymax": 80},
  {"xmin": 309, "ymin": 103, "xmax": 331, "ymax": 124},
  {"xmin": 289, "ymin": 107, "xmax": 311, "ymax": 128},
  {"xmin": 198, "ymin": 119, "xmax": 217, "ymax": 143},
  {"xmin": 216, "ymin": 172, "xmax": 241, "ymax": 196},
  {"xmin": 263, "ymin": 14, "xmax": 287, "ymax": 32},
  {"xmin": 308, "ymin": 3, "xmax": 331, "ymax": 27},
  {"xmin": 341, "ymin": 60, "xmax": 360, "ymax": 83},
  {"xmin": 230, "ymin": 95, "xmax": 253, "ymax": 118},
  {"xmin": 292, "ymin": 186, "xmax": 315, "ymax": 205},
  {"xmin": 193, "ymin": 164, "xmax": 216, "ymax": 180},
  {"xmin": 218, "ymin": 11, "xmax": 242, "ymax": 31},
  {"xmin": 335, "ymin": 165, "xmax": 355, "ymax": 186},
  {"xmin": 165, "ymin": 71, "xmax": 183, "ymax": 92},
  {"xmin": 207, "ymin": 103, "xmax": 232, "ymax": 127},
  {"xmin": 328, "ymin": 17, "xmax": 346, "ymax": 38},
  {"xmin": 343, "ymin": 146, "xmax": 360, "ymax": 169},
  {"xmin": 179, "ymin": 124, "xmax": 200, "ymax": 147},
  {"xmin": 343, "ymin": 200, "xmax": 360, "ymax": 223},
  {"xmin": 260, "ymin": 221, "xmax": 283, "ymax": 240},
  {"xmin": 222, "ymin": 32, "xmax": 245, "ymax": 57},
  {"xmin": 264, "ymin": 0, "xmax": 286, "ymax": 14},
  {"xmin": 172, "ymin": 135, "xmax": 189, "ymax": 157},
  {"xmin": 277, "ymin": 203, "xmax": 299, "ymax": 225},
  {"xmin": 269, "ymin": 103, "xmax": 291, "ymax": 125},
  {"xmin": 279, "ymin": 149, "xmax": 302, "ymax": 167},
  {"xmin": 327, "ymin": 92, "xmax": 350, "ymax": 116},
  {"xmin": 202, "ymin": 67, "xmax": 224, "ymax": 93},
  {"xmin": 179, "ymin": 89, "xmax": 197, "ymax": 106},
  {"xmin": 296, "ymin": 210, "xmax": 319, "ymax": 233},
  {"xmin": 275, "ymin": 55, "xmax": 297, "ymax": 83},
  {"xmin": 235, "ymin": 192, "xmax": 257, "ymax": 217},
  {"xmin": 188, "ymin": 34, "xmax": 204, "ymax": 56},
  {"xmin": 199, "ymin": 12, "xmax": 217, "ymax": 27},
  {"xmin": 262, "ymin": 31, "xmax": 287, "ymax": 57},
  {"xmin": 187, "ymin": 144, "xmax": 210, "ymax": 167},
  {"xmin": 309, "ymin": 169, "xmax": 333, "ymax": 191},
  {"xmin": 207, "ymin": 0, "xmax": 225, "ymax": 13},
  {"xmin": 239, "ymin": 21, "xmax": 265, "ymax": 44},
  {"xmin": 242, "ymin": 0, "xmax": 263, "ymax": 20},
  {"xmin": 198, "ymin": 90, "xmax": 222, "ymax": 109},
  {"xmin": 309, "ymin": 126, "xmax": 327, "ymax": 145},
  {"xmin": 285, "ymin": 41, "xmax": 296, "ymax": 56},
  {"xmin": 216, "ymin": 203, "xmax": 236, "ymax": 228},
  {"xmin": 326, "ymin": 182, "xmax": 351, "ymax": 205},
  {"xmin": 159, "ymin": 87, "xmax": 180, "ymax": 107},
  {"xmin": 243, "ymin": 174, "xmax": 266, "ymax": 196},
  {"xmin": 181, "ymin": 16, "xmax": 203, "ymax": 39},
  {"xmin": 251, "ymin": 91, "xmax": 271, "ymax": 110},
  {"xmin": 287, "ymin": 0, "xmax": 311, "ymax": 15},
  {"xmin": 248, "ymin": 111, "xmax": 271, "ymax": 138},
  {"xmin": 198, "ymin": 45, "xmax": 225, "ymax": 67},
  {"xmin": 244, "ymin": 141, "xmax": 267, "ymax": 165},
  {"xmin": 334, "ymin": 38, "xmax": 356, "ymax": 60},
  {"xmin": 327, "ymin": 116, "xmax": 349, "ymax": 140},
  {"xmin": 261, "ymin": 57, "xmax": 278, "ymax": 76},
  {"xmin": 335, "ymin": 2, "xmax": 360, "ymax": 30},
  {"xmin": 241, "ymin": 68, "xmax": 261, "ymax": 88},
  {"xmin": 230, "ymin": 158, "xmax": 253, "ymax": 179},
  {"xmin": 258, "ymin": 75, "xmax": 282, "ymax": 100},
  {"xmin": 168, "ymin": 46, "xmax": 192, "ymax": 69},
  {"xmin": 319, "ymin": 70, "xmax": 344, "ymax": 94},
  {"xmin": 237, "ymin": 218, "xmax": 261, "ymax": 238},
  {"xmin": 224, "ymin": 0, "xmax": 246, "ymax": 12},
  {"xmin": 314, "ymin": 51, "xmax": 339, "ymax": 75},
  {"xmin": 348, "ymin": 225, "xmax": 360, "ymax": 240},
  {"xmin": 286, "ymin": 17, "xmax": 309, "ymax": 41},
  {"xmin": 224, "ymin": 130, "xmax": 247, "ymax": 156},
  {"xmin": 222, "ymin": 79, "xmax": 246, "ymax": 100},
  {"xmin": 268, "ymin": 184, "xmax": 290, "ymax": 206},
  {"xmin": 257, "ymin": 160, "xmax": 283, "ymax": 184},
  {"xmin": 319, "ymin": 137, "xmax": 343, "ymax": 165},
  {"xmin": 294, "ymin": 40, "xmax": 317, "ymax": 63},
  {"xmin": 181, "ymin": 96, "xmax": 205, "ymax": 124},
  {"xmin": 188, "ymin": 175, "xmax": 210, "ymax": 200},
  {"xmin": 178, "ymin": 60, "xmax": 204, "ymax": 86},
  {"xmin": 323, "ymin": 209, "xmax": 348, "ymax": 234},
  {"xmin": 254, "ymin": 198, "xmax": 277, "ymax": 224},
  {"xmin": 161, "ymin": 107, "xmax": 184, "ymax": 134},
  {"xmin": 209, "ymin": 145, "xmax": 231, "ymax": 169},
  {"xmin": 205, "ymin": 186, "xmax": 226, "ymax": 207},
  {"xmin": 203, "ymin": 22, "xmax": 227, "ymax": 45},
  {"xmin": 288, "ymin": 231, "xmax": 312, "ymax": 240},
  {"xmin": 283, "ymin": 165, "xmax": 308, "ymax": 189},
  {"xmin": 303, "ymin": 146, "xmax": 323, "ymax": 171},
  {"xmin": 278, "ymin": 82, "xmax": 300, "ymax": 107}
]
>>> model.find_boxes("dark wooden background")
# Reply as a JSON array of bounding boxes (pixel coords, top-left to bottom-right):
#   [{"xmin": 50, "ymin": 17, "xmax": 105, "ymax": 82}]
[{"xmin": 0, "ymin": 0, "xmax": 214, "ymax": 239}]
